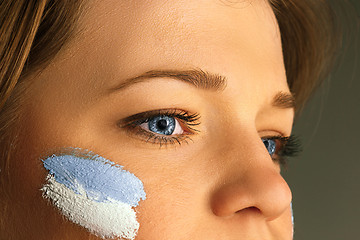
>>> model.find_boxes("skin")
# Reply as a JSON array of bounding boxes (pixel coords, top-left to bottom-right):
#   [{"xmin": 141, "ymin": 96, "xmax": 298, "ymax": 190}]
[{"xmin": 2, "ymin": 0, "xmax": 294, "ymax": 239}]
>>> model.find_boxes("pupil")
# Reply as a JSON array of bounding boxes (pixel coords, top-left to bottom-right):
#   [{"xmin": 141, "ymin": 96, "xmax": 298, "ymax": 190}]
[{"xmin": 156, "ymin": 119, "xmax": 168, "ymax": 130}]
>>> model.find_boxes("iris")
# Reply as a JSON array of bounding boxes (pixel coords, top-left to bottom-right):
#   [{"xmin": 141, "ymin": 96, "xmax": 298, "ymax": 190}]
[
  {"xmin": 148, "ymin": 115, "xmax": 176, "ymax": 135},
  {"xmin": 262, "ymin": 138, "xmax": 276, "ymax": 156}
]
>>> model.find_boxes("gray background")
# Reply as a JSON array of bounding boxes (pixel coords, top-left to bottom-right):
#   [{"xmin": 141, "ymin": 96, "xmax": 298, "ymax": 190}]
[{"xmin": 282, "ymin": 1, "xmax": 360, "ymax": 239}]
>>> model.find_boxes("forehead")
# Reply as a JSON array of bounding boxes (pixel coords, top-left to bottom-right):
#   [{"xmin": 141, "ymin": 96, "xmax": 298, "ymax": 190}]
[
  {"xmin": 60, "ymin": 0, "xmax": 283, "ymax": 85},
  {"xmin": 32, "ymin": 0, "xmax": 287, "ymax": 117}
]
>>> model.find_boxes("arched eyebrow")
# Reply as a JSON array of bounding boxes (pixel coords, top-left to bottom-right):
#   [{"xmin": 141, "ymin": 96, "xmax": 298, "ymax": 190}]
[
  {"xmin": 109, "ymin": 69, "xmax": 227, "ymax": 91},
  {"xmin": 109, "ymin": 69, "xmax": 295, "ymax": 110}
]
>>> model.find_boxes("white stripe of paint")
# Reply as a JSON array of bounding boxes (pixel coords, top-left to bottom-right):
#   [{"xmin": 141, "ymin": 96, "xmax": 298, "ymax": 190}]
[{"xmin": 41, "ymin": 175, "xmax": 139, "ymax": 239}]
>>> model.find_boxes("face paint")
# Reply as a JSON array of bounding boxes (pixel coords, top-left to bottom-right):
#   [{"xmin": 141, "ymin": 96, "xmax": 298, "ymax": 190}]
[{"xmin": 41, "ymin": 148, "xmax": 146, "ymax": 240}]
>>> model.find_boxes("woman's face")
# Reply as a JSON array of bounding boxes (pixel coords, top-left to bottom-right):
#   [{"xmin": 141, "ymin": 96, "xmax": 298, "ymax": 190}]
[{"xmin": 7, "ymin": 0, "xmax": 295, "ymax": 239}]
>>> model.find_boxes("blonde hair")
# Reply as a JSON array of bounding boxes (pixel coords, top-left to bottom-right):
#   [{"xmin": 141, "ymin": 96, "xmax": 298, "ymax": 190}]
[{"xmin": 0, "ymin": 0, "xmax": 85, "ymax": 173}]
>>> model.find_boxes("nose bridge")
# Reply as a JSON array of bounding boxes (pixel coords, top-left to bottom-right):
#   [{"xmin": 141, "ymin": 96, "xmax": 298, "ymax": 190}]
[{"xmin": 210, "ymin": 131, "xmax": 292, "ymax": 221}]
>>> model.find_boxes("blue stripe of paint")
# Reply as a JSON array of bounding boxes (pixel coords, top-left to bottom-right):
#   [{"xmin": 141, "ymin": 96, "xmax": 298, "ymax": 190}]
[{"xmin": 42, "ymin": 149, "xmax": 146, "ymax": 206}]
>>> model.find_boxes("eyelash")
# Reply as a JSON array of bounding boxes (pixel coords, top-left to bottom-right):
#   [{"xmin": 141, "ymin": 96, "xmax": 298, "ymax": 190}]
[
  {"xmin": 118, "ymin": 109, "xmax": 201, "ymax": 147},
  {"xmin": 267, "ymin": 135, "xmax": 302, "ymax": 166},
  {"xmin": 118, "ymin": 109, "xmax": 302, "ymax": 165}
]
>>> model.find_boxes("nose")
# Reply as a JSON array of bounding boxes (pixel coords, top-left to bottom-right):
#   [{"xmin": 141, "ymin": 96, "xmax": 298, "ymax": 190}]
[{"xmin": 210, "ymin": 136, "xmax": 292, "ymax": 221}]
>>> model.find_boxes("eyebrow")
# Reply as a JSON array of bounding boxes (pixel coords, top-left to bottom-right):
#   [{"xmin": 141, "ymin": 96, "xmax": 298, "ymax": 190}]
[
  {"xmin": 109, "ymin": 69, "xmax": 295, "ymax": 110},
  {"xmin": 272, "ymin": 91, "xmax": 296, "ymax": 109},
  {"xmin": 109, "ymin": 69, "xmax": 227, "ymax": 92}
]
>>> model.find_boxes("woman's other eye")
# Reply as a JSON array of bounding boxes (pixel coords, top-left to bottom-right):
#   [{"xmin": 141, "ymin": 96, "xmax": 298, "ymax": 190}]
[
  {"xmin": 140, "ymin": 115, "xmax": 183, "ymax": 135},
  {"xmin": 262, "ymin": 138, "xmax": 276, "ymax": 156},
  {"xmin": 261, "ymin": 135, "xmax": 302, "ymax": 166}
]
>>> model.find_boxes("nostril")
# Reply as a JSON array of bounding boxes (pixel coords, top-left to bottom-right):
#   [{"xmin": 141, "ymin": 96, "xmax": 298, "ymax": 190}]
[{"xmin": 235, "ymin": 206, "xmax": 261, "ymax": 215}]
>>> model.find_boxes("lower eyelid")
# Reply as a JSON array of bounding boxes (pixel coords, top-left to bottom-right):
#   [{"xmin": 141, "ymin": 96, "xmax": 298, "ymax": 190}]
[{"xmin": 123, "ymin": 123, "xmax": 192, "ymax": 146}]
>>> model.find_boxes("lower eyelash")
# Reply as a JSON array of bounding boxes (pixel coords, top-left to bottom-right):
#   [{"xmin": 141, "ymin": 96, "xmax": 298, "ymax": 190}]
[{"xmin": 128, "ymin": 126, "xmax": 193, "ymax": 147}]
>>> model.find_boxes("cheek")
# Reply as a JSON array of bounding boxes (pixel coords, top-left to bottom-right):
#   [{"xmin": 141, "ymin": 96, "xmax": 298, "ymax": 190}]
[
  {"xmin": 268, "ymin": 204, "xmax": 294, "ymax": 239},
  {"xmin": 133, "ymin": 156, "xmax": 215, "ymax": 239},
  {"xmin": 40, "ymin": 148, "xmax": 146, "ymax": 240}
]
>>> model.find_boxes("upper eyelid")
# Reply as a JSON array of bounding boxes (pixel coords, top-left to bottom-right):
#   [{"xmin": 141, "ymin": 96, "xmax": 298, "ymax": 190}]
[
  {"xmin": 262, "ymin": 135, "xmax": 289, "ymax": 140},
  {"xmin": 117, "ymin": 109, "xmax": 170, "ymax": 127},
  {"xmin": 260, "ymin": 130, "xmax": 289, "ymax": 139},
  {"xmin": 119, "ymin": 109, "xmax": 178, "ymax": 122},
  {"xmin": 118, "ymin": 109, "xmax": 200, "ymax": 126}
]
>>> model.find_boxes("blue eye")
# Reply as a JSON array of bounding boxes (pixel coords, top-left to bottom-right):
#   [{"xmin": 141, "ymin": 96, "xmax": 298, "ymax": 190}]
[
  {"xmin": 147, "ymin": 115, "xmax": 175, "ymax": 135},
  {"xmin": 118, "ymin": 109, "xmax": 201, "ymax": 146},
  {"xmin": 262, "ymin": 138, "xmax": 276, "ymax": 156},
  {"xmin": 140, "ymin": 115, "xmax": 184, "ymax": 136}
]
